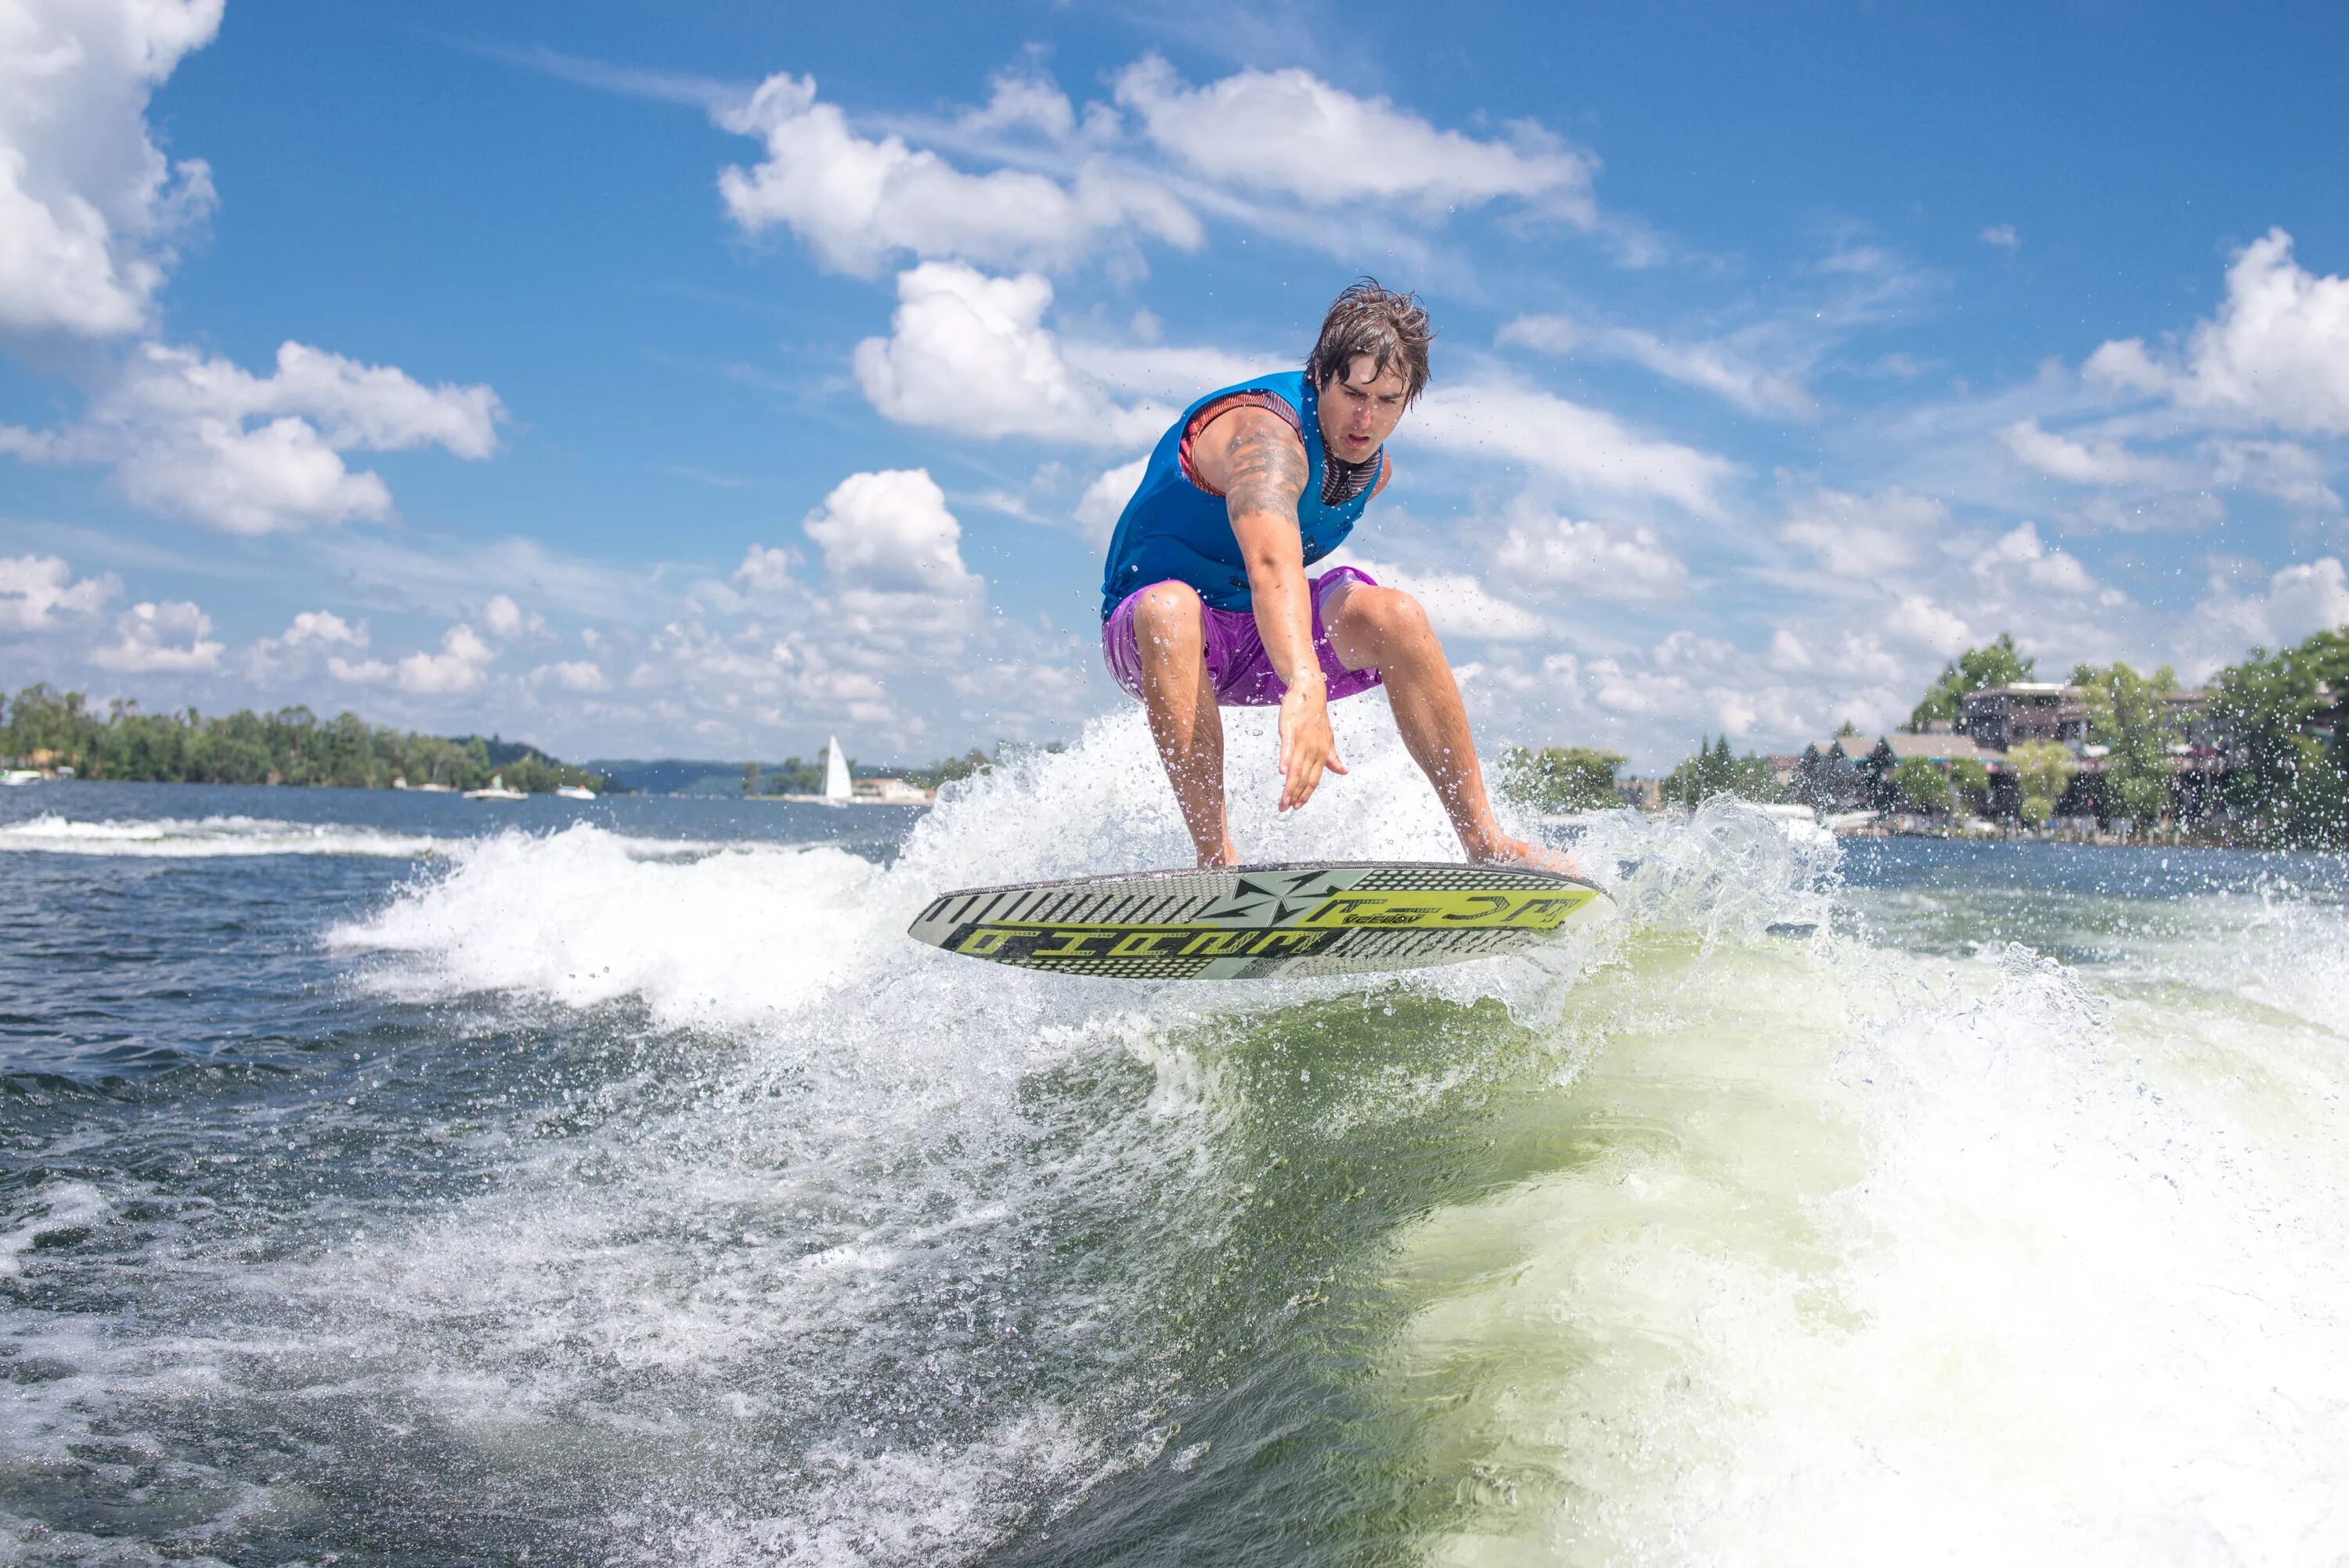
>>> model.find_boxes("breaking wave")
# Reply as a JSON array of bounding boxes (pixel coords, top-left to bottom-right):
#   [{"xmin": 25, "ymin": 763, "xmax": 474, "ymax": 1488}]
[{"xmin": 0, "ymin": 811, "xmax": 449, "ymax": 859}]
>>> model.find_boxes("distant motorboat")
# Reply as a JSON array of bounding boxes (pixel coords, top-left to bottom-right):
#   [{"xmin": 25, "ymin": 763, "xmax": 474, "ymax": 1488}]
[
  {"xmin": 554, "ymin": 784, "xmax": 596, "ymax": 800},
  {"xmin": 0, "ymin": 770, "xmax": 40, "ymax": 787},
  {"xmin": 463, "ymin": 773, "xmax": 529, "ymax": 801}
]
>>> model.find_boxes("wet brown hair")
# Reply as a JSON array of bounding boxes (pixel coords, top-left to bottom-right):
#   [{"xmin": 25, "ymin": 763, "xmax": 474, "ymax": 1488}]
[{"xmin": 1305, "ymin": 279, "xmax": 1435, "ymax": 405}]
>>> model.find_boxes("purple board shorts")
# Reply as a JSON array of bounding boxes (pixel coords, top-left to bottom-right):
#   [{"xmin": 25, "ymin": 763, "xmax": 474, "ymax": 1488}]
[{"xmin": 1102, "ymin": 565, "xmax": 1385, "ymax": 708}]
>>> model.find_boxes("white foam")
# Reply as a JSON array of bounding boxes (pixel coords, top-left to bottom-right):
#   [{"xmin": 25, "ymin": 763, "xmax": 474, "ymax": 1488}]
[
  {"xmin": 290, "ymin": 715, "xmax": 1661, "ymax": 1559},
  {"xmin": 0, "ymin": 812, "xmax": 445, "ymax": 859},
  {"xmin": 329, "ymin": 707, "xmax": 1639, "ymax": 1032},
  {"xmin": 1383, "ymin": 921, "xmax": 2349, "ymax": 1566},
  {"xmin": 115, "ymin": 724, "xmax": 2314, "ymax": 1563},
  {"xmin": 0, "ymin": 1181, "xmax": 114, "ymax": 1280},
  {"xmin": 330, "ymin": 824, "xmax": 881, "ymax": 1025}
]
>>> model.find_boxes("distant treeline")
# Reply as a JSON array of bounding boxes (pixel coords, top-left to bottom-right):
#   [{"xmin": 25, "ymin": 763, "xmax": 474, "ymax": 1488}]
[{"xmin": 0, "ymin": 684, "xmax": 612, "ymax": 795}]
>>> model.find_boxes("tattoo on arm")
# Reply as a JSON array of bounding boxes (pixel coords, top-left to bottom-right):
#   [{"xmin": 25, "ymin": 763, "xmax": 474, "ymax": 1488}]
[{"xmin": 1222, "ymin": 416, "xmax": 1308, "ymax": 523}]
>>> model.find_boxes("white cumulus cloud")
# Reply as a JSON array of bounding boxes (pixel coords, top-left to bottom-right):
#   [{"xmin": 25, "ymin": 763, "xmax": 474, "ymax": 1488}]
[
  {"xmin": 0, "ymin": 0, "xmax": 221, "ymax": 340},
  {"xmin": 2, "ymin": 340, "xmax": 504, "ymax": 533},
  {"xmin": 397, "ymin": 623, "xmax": 496, "ymax": 694},
  {"xmin": 0, "ymin": 553, "xmax": 117, "ymax": 630},
  {"xmin": 482, "ymin": 593, "xmax": 546, "ymax": 641},
  {"xmin": 801, "ymin": 468, "xmax": 981, "ymax": 601},
  {"xmin": 534, "ymin": 659, "xmax": 610, "ymax": 693},
  {"xmin": 733, "ymin": 542, "xmax": 797, "ymax": 596},
  {"xmin": 2086, "ymin": 229, "xmax": 2349, "ymax": 434},
  {"xmin": 2180, "ymin": 557, "xmax": 2349, "ymax": 676},
  {"xmin": 278, "ymin": 609, "xmax": 364, "ymax": 649},
  {"xmin": 1884, "ymin": 593, "xmax": 1974, "ymax": 656},
  {"xmin": 90, "ymin": 598, "xmax": 222, "ymax": 672},
  {"xmin": 853, "ymin": 262, "xmax": 1168, "ymax": 446},
  {"xmin": 1114, "ymin": 55, "xmax": 1595, "ymax": 223},
  {"xmin": 245, "ymin": 607, "xmax": 367, "ymax": 678},
  {"xmin": 1488, "ymin": 504, "xmax": 1689, "ymax": 604},
  {"xmin": 1971, "ymin": 521, "xmax": 2107, "ymax": 599},
  {"xmin": 716, "ymin": 71, "xmax": 1198, "ymax": 277}
]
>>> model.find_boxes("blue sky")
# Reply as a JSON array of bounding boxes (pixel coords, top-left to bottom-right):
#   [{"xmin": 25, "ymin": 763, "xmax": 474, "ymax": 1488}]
[{"xmin": 3, "ymin": 0, "xmax": 2344, "ymax": 769}]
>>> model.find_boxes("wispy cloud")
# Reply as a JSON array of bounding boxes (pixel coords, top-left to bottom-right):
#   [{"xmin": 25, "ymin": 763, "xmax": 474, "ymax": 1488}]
[{"xmin": 469, "ymin": 41, "xmax": 743, "ymax": 110}]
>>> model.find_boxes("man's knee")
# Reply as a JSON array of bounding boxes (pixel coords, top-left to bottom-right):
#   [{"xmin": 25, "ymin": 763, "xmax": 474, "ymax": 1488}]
[
  {"xmin": 1132, "ymin": 582, "xmax": 1204, "ymax": 660},
  {"xmin": 1340, "ymin": 584, "xmax": 1435, "ymax": 650}
]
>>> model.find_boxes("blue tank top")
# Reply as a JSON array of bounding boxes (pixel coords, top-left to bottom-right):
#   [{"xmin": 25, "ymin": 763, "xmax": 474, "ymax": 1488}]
[{"xmin": 1099, "ymin": 369, "xmax": 1383, "ymax": 622}]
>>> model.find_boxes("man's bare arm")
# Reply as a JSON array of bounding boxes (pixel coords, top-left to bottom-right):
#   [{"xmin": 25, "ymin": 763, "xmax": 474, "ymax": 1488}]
[{"xmin": 1193, "ymin": 406, "xmax": 1347, "ymax": 809}]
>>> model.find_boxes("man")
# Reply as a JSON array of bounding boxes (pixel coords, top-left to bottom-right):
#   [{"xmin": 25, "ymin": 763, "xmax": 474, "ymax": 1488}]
[{"xmin": 1099, "ymin": 280, "xmax": 1560, "ymax": 871}]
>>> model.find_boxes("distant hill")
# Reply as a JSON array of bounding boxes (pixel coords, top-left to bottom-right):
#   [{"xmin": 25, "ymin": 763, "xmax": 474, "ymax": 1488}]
[
  {"xmin": 585, "ymin": 759, "xmax": 751, "ymax": 796},
  {"xmin": 586, "ymin": 755, "xmax": 929, "ymax": 796}
]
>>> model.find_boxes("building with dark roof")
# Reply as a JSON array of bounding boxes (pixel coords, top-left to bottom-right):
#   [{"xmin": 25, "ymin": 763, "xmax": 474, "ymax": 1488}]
[{"xmin": 1958, "ymin": 683, "xmax": 2088, "ymax": 750}]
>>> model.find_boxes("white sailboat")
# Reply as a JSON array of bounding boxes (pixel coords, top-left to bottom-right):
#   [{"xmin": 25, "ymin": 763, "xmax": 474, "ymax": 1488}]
[{"xmin": 821, "ymin": 736, "xmax": 853, "ymax": 805}]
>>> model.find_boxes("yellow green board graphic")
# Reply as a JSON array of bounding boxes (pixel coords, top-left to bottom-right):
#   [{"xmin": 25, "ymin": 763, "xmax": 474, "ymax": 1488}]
[{"xmin": 908, "ymin": 862, "xmax": 1612, "ymax": 980}]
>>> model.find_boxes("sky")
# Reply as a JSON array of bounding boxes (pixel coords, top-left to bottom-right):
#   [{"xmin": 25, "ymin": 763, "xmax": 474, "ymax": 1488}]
[{"xmin": 2, "ymin": 0, "xmax": 2345, "ymax": 771}]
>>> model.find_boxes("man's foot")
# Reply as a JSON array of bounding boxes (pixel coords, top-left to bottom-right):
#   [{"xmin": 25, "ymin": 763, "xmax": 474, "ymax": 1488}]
[
  {"xmin": 1465, "ymin": 834, "xmax": 1586, "ymax": 879},
  {"xmin": 1198, "ymin": 839, "xmax": 1241, "ymax": 869}
]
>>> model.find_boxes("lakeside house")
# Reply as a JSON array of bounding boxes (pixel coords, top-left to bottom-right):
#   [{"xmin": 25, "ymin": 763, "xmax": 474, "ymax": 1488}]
[
  {"xmin": 1955, "ymin": 682, "xmax": 2089, "ymax": 749},
  {"xmin": 852, "ymin": 777, "xmax": 936, "ymax": 806},
  {"xmin": 1777, "ymin": 682, "xmax": 2231, "ymax": 825}
]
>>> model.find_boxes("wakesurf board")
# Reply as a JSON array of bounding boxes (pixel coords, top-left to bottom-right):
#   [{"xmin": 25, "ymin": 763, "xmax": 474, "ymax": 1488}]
[{"xmin": 907, "ymin": 861, "xmax": 1612, "ymax": 981}]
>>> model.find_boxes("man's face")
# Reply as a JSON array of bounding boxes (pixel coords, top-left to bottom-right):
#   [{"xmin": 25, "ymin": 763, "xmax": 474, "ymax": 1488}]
[{"xmin": 1317, "ymin": 354, "xmax": 1410, "ymax": 466}]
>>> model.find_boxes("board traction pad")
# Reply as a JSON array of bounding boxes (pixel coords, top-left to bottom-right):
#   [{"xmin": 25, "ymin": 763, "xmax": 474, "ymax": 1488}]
[{"xmin": 907, "ymin": 861, "xmax": 1612, "ymax": 980}]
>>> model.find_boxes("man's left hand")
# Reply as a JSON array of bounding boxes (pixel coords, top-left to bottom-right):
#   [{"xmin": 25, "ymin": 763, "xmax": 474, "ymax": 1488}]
[{"xmin": 1276, "ymin": 674, "xmax": 1348, "ymax": 810}]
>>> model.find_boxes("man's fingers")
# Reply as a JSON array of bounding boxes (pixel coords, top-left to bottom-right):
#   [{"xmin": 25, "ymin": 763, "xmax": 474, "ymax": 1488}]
[{"xmin": 1324, "ymin": 752, "xmax": 1350, "ymax": 775}]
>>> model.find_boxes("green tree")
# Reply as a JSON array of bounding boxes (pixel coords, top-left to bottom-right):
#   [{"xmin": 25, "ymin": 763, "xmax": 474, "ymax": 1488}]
[
  {"xmin": 1500, "ymin": 746, "xmax": 1628, "ymax": 813},
  {"xmin": 1663, "ymin": 735, "xmax": 1782, "ymax": 806},
  {"xmin": 1891, "ymin": 756, "xmax": 1955, "ymax": 816},
  {"xmin": 904, "ymin": 748, "xmax": 995, "ymax": 791},
  {"xmin": 2007, "ymin": 740, "xmax": 2074, "ymax": 827},
  {"xmin": 0, "ymin": 684, "xmax": 610, "ymax": 794},
  {"xmin": 1947, "ymin": 758, "xmax": 1990, "ymax": 816},
  {"xmin": 2071, "ymin": 660, "xmax": 2178, "ymax": 825},
  {"xmin": 1909, "ymin": 633, "xmax": 2035, "ymax": 730},
  {"xmin": 2206, "ymin": 628, "xmax": 2349, "ymax": 847}
]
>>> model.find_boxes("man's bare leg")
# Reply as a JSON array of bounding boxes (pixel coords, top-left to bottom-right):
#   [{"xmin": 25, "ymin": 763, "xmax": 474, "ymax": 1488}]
[
  {"xmin": 1131, "ymin": 583, "xmax": 1239, "ymax": 867},
  {"xmin": 1324, "ymin": 580, "xmax": 1573, "ymax": 871}
]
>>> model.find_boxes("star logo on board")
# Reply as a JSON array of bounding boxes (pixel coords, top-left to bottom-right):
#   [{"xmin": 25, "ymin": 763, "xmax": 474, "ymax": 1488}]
[{"xmin": 1195, "ymin": 870, "xmax": 1356, "ymax": 927}]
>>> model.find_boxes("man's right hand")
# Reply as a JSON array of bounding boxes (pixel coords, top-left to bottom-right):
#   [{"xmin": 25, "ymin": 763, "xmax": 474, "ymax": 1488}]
[{"xmin": 1276, "ymin": 672, "xmax": 1348, "ymax": 810}]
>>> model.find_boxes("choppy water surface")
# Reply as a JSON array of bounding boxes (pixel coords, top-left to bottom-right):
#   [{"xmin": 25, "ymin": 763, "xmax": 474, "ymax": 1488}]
[{"xmin": 2, "ymin": 710, "xmax": 2345, "ymax": 1565}]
